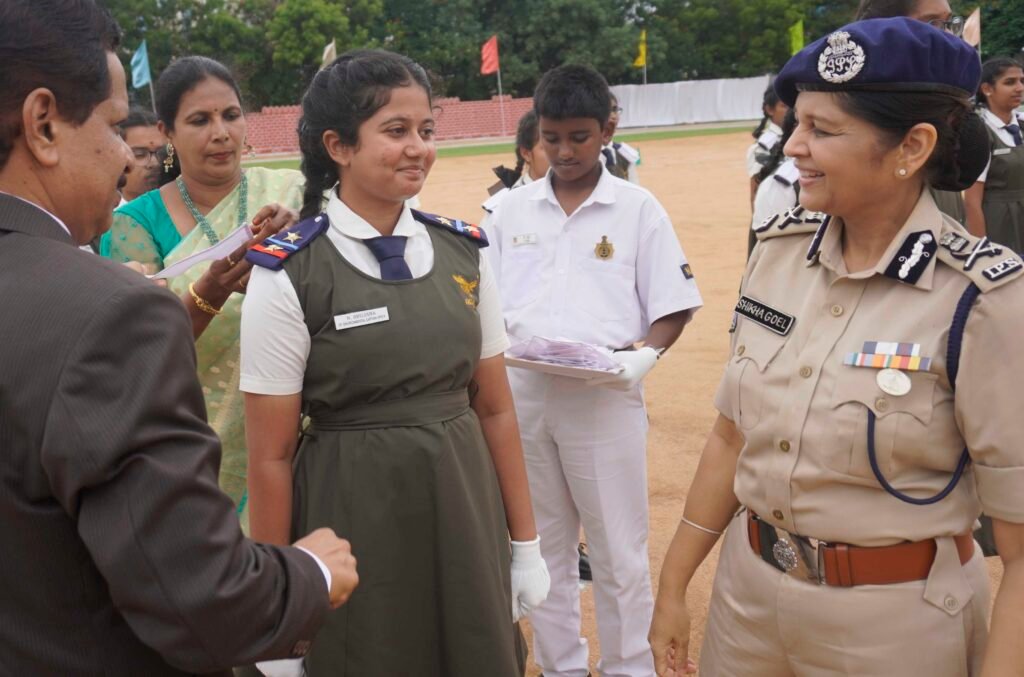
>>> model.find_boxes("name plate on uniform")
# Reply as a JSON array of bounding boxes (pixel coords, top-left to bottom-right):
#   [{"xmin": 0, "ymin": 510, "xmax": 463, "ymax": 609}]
[
  {"xmin": 735, "ymin": 295, "xmax": 795, "ymax": 336},
  {"xmin": 335, "ymin": 306, "xmax": 390, "ymax": 331},
  {"xmin": 513, "ymin": 233, "xmax": 538, "ymax": 246},
  {"xmin": 993, "ymin": 148, "xmax": 1012, "ymax": 156}
]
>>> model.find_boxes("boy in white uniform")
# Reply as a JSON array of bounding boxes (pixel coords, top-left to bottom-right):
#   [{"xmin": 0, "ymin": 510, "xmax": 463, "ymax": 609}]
[{"xmin": 488, "ymin": 65, "xmax": 702, "ymax": 677}]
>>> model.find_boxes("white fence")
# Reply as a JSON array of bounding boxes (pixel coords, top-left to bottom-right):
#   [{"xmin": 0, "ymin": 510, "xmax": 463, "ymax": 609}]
[{"xmin": 611, "ymin": 74, "xmax": 771, "ymax": 128}]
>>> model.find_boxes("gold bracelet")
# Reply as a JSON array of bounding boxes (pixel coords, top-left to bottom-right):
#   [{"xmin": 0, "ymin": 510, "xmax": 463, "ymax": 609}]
[{"xmin": 188, "ymin": 282, "xmax": 221, "ymax": 316}]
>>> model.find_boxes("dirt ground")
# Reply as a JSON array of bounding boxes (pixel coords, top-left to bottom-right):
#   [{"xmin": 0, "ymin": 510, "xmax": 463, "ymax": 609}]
[{"xmin": 418, "ymin": 131, "xmax": 1005, "ymax": 676}]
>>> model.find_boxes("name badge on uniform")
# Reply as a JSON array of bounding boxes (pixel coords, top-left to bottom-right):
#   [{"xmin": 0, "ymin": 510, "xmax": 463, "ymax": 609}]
[
  {"xmin": 334, "ymin": 306, "xmax": 390, "ymax": 331},
  {"xmin": 993, "ymin": 148, "xmax": 1012, "ymax": 156},
  {"xmin": 512, "ymin": 233, "xmax": 538, "ymax": 246},
  {"xmin": 734, "ymin": 296, "xmax": 795, "ymax": 336}
]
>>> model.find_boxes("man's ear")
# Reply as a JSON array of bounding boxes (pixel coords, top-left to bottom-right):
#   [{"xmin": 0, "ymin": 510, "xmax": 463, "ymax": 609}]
[
  {"xmin": 21, "ymin": 88, "xmax": 63, "ymax": 168},
  {"xmin": 601, "ymin": 120, "xmax": 615, "ymax": 145}
]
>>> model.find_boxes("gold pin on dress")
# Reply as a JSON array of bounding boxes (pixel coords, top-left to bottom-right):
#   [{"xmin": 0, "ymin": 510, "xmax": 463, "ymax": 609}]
[{"xmin": 595, "ymin": 236, "xmax": 614, "ymax": 260}]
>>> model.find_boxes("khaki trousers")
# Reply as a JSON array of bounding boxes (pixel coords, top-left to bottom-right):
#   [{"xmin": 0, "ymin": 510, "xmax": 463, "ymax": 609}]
[{"xmin": 700, "ymin": 512, "xmax": 990, "ymax": 676}]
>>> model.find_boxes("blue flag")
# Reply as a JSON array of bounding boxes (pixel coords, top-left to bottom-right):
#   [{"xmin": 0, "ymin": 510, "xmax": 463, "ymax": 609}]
[{"xmin": 131, "ymin": 41, "xmax": 151, "ymax": 89}]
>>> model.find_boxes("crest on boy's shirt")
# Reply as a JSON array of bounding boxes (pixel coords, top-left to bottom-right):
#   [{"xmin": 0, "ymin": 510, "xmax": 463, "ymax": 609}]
[{"xmin": 681, "ymin": 263, "xmax": 694, "ymax": 280}]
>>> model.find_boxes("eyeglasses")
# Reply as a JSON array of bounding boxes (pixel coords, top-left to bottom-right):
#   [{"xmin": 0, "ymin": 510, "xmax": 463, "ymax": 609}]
[
  {"xmin": 611, "ymin": 106, "xmax": 624, "ymax": 114},
  {"xmin": 927, "ymin": 15, "xmax": 964, "ymax": 37},
  {"xmin": 131, "ymin": 147, "xmax": 162, "ymax": 163}
]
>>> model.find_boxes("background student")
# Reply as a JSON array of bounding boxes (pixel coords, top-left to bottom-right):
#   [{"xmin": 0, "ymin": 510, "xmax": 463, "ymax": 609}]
[
  {"xmin": 119, "ymin": 107, "xmax": 166, "ymax": 203},
  {"xmin": 965, "ymin": 57, "xmax": 1024, "ymax": 251},
  {"xmin": 489, "ymin": 64, "xmax": 703, "ymax": 677}
]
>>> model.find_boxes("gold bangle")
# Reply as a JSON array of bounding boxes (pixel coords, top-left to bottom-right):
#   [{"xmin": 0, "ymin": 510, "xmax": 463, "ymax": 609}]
[{"xmin": 188, "ymin": 282, "xmax": 221, "ymax": 316}]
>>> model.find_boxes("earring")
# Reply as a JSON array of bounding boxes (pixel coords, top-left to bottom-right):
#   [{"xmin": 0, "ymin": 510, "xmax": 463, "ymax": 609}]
[
  {"xmin": 163, "ymin": 143, "xmax": 176, "ymax": 173},
  {"xmin": 245, "ymin": 138, "xmax": 256, "ymax": 159},
  {"xmin": 897, "ymin": 168, "xmax": 908, "ymax": 177}
]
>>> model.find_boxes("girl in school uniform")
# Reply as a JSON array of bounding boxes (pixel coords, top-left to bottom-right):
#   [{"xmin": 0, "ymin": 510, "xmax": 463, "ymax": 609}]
[
  {"xmin": 746, "ymin": 83, "xmax": 789, "ymax": 205},
  {"xmin": 482, "ymin": 110, "xmax": 549, "ymax": 230},
  {"xmin": 749, "ymin": 109, "xmax": 799, "ymax": 256},
  {"xmin": 240, "ymin": 49, "xmax": 549, "ymax": 677},
  {"xmin": 965, "ymin": 57, "xmax": 1024, "ymax": 252}
]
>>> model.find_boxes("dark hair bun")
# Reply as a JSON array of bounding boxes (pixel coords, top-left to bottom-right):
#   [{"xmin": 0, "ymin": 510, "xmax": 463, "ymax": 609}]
[{"xmin": 933, "ymin": 111, "xmax": 990, "ymax": 192}]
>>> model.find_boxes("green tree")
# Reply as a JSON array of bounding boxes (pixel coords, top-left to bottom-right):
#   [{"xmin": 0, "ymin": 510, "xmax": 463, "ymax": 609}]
[
  {"xmin": 979, "ymin": 0, "xmax": 1024, "ymax": 59},
  {"xmin": 265, "ymin": 0, "xmax": 379, "ymax": 105}
]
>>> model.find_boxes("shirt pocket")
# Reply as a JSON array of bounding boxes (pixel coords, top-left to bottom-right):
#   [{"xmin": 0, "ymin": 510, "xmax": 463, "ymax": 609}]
[
  {"xmin": 574, "ymin": 257, "xmax": 637, "ymax": 323},
  {"xmin": 828, "ymin": 367, "xmax": 937, "ymax": 479},
  {"xmin": 501, "ymin": 247, "xmax": 545, "ymax": 309},
  {"xmin": 729, "ymin": 332, "xmax": 788, "ymax": 431}
]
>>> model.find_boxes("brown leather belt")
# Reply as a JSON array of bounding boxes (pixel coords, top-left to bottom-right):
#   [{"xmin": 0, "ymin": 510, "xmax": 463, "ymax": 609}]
[{"xmin": 747, "ymin": 510, "xmax": 974, "ymax": 587}]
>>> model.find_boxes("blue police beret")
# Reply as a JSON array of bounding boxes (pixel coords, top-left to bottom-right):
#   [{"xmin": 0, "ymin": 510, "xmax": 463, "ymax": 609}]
[{"xmin": 774, "ymin": 17, "xmax": 981, "ymax": 107}]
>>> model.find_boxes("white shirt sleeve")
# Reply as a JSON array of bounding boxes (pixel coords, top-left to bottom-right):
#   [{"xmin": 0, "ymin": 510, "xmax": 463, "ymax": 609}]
[
  {"xmin": 636, "ymin": 207, "xmax": 704, "ymax": 328},
  {"xmin": 239, "ymin": 266, "xmax": 311, "ymax": 396},
  {"xmin": 478, "ymin": 251, "xmax": 510, "ymax": 359},
  {"xmin": 751, "ymin": 178, "xmax": 798, "ymax": 230},
  {"xmin": 976, "ymin": 158, "xmax": 991, "ymax": 184},
  {"xmin": 745, "ymin": 143, "xmax": 761, "ymax": 177}
]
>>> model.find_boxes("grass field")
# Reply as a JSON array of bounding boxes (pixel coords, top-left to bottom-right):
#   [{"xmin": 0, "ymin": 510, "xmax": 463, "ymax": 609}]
[{"xmin": 244, "ymin": 124, "xmax": 750, "ymax": 171}]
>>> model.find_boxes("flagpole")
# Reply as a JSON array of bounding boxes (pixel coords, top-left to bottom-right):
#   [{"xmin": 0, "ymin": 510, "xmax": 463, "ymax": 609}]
[
  {"xmin": 496, "ymin": 67, "xmax": 506, "ymax": 137},
  {"xmin": 148, "ymin": 79, "xmax": 157, "ymax": 114}
]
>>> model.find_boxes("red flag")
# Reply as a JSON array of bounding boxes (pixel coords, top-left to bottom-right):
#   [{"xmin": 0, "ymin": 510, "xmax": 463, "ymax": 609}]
[{"xmin": 480, "ymin": 35, "xmax": 499, "ymax": 75}]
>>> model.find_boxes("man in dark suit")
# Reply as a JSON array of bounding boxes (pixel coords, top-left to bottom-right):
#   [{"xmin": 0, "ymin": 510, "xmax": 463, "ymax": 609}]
[{"xmin": 0, "ymin": 2, "xmax": 358, "ymax": 674}]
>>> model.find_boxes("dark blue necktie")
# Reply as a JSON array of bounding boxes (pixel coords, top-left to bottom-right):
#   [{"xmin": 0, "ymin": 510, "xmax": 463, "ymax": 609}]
[
  {"xmin": 364, "ymin": 235, "xmax": 413, "ymax": 281},
  {"xmin": 602, "ymin": 147, "xmax": 616, "ymax": 171},
  {"xmin": 1006, "ymin": 123, "xmax": 1022, "ymax": 147}
]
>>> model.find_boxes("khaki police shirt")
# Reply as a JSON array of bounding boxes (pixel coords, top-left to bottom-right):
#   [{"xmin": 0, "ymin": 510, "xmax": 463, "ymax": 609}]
[{"xmin": 715, "ymin": 191, "xmax": 1024, "ymax": 577}]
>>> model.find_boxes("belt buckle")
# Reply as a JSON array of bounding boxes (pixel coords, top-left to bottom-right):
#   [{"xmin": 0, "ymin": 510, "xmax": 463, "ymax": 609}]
[{"xmin": 768, "ymin": 524, "xmax": 827, "ymax": 585}]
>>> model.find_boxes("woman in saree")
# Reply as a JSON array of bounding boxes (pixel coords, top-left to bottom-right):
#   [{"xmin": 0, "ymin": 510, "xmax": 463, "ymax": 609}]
[{"xmin": 103, "ymin": 56, "xmax": 303, "ymax": 527}]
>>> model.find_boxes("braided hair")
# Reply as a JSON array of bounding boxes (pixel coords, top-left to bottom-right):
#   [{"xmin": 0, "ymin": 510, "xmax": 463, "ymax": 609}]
[
  {"xmin": 296, "ymin": 49, "xmax": 432, "ymax": 220},
  {"xmin": 756, "ymin": 108, "xmax": 797, "ymax": 184},
  {"xmin": 492, "ymin": 110, "xmax": 540, "ymax": 188},
  {"xmin": 752, "ymin": 82, "xmax": 783, "ymax": 139}
]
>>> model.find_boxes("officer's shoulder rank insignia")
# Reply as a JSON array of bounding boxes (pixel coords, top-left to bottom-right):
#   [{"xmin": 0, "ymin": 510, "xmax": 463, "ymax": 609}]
[
  {"xmin": 936, "ymin": 224, "xmax": 1024, "ymax": 292},
  {"xmin": 413, "ymin": 210, "xmax": 488, "ymax": 248},
  {"xmin": 246, "ymin": 213, "xmax": 329, "ymax": 271},
  {"xmin": 755, "ymin": 206, "xmax": 828, "ymax": 242}
]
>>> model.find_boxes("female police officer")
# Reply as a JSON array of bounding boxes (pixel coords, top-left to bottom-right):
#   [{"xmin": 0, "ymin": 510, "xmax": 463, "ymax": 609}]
[{"xmin": 650, "ymin": 18, "xmax": 1024, "ymax": 676}]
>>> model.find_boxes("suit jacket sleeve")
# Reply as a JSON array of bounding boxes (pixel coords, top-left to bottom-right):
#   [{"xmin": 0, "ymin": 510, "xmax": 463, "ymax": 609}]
[{"xmin": 39, "ymin": 282, "xmax": 328, "ymax": 672}]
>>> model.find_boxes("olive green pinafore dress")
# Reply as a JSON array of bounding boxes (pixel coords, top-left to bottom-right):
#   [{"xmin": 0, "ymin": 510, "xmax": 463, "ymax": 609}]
[
  {"xmin": 283, "ymin": 224, "xmax": 523, "ymax": 676},
  {"xmin": 982, "ymin": 124, "xmax": 1024, "ymax": 253}
]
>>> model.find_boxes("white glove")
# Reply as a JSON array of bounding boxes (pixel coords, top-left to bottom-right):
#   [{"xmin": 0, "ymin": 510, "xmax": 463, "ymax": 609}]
[
  {"xmin": 510, "ymin": 536, "xmax": 551, "ymax": 622},
  {"xmin": 586, "ymin": 346, "xmax": 659, "ymax": 391},
  {"xmin": 256, "ymin": 658, "xmax": 305, "ymax": 677}
]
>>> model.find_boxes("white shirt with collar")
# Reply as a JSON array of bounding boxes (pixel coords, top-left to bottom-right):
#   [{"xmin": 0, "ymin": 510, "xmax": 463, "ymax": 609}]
[
  {"xmin": 487, "ymin": 165, "xmax": 703, "ymax": 350},
  {"xmin": 240, "ymin": 190, "xmax": 508, "ymax": 396},
  {"xmin": 751, "ymin": 158, "xmax": 799, "ymax": 231},
  {"xmin": 977, "ymin": 107, "xmax": 1024, "ymax": 183},
  {"xmin": 746, "ymin": 121, "xmax": 784, "ymax": 177}
]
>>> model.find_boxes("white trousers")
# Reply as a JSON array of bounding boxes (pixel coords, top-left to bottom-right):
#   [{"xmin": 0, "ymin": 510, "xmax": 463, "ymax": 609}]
[{"xmin": 509, "ymin": 369, "xmax": 655, "ymax": 677}]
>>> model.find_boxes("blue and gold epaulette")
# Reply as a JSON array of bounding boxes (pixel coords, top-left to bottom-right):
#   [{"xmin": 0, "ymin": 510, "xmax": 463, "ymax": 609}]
[
  {"xmin": 412, "ymin": 209, "xmax": 488, "ymax": 247},
  {"xmin": 246, "ymin": 213, "xmax": 329, "ymax": 270}
]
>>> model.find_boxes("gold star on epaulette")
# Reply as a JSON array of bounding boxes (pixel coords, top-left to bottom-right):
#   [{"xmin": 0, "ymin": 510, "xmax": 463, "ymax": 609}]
[
  {"xmin": 436, "ymin": 216, "xmax": 453, "ymax": 226},
  {"xmin": 284, "ymin": 232, "xmax": 302, "ymax": 243},
  {"xmin": 265, "ymin": 244, "xmax": 283, "ymax": 252}
]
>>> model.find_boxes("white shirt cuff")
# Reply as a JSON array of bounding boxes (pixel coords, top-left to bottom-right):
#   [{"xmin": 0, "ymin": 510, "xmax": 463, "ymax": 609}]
[{"xmin": 296, "ymin": 546, "xmax": 332, "ymax": 597}]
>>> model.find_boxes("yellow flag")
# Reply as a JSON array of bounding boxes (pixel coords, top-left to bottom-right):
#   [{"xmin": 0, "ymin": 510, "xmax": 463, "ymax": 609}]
[
  {"xmin": 788, "ymin": 20, "xmax": 804, "ymax": 55},
  {"xmin": 634, "ymin": 30, "xmax": 647, "ymax": 68}
]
